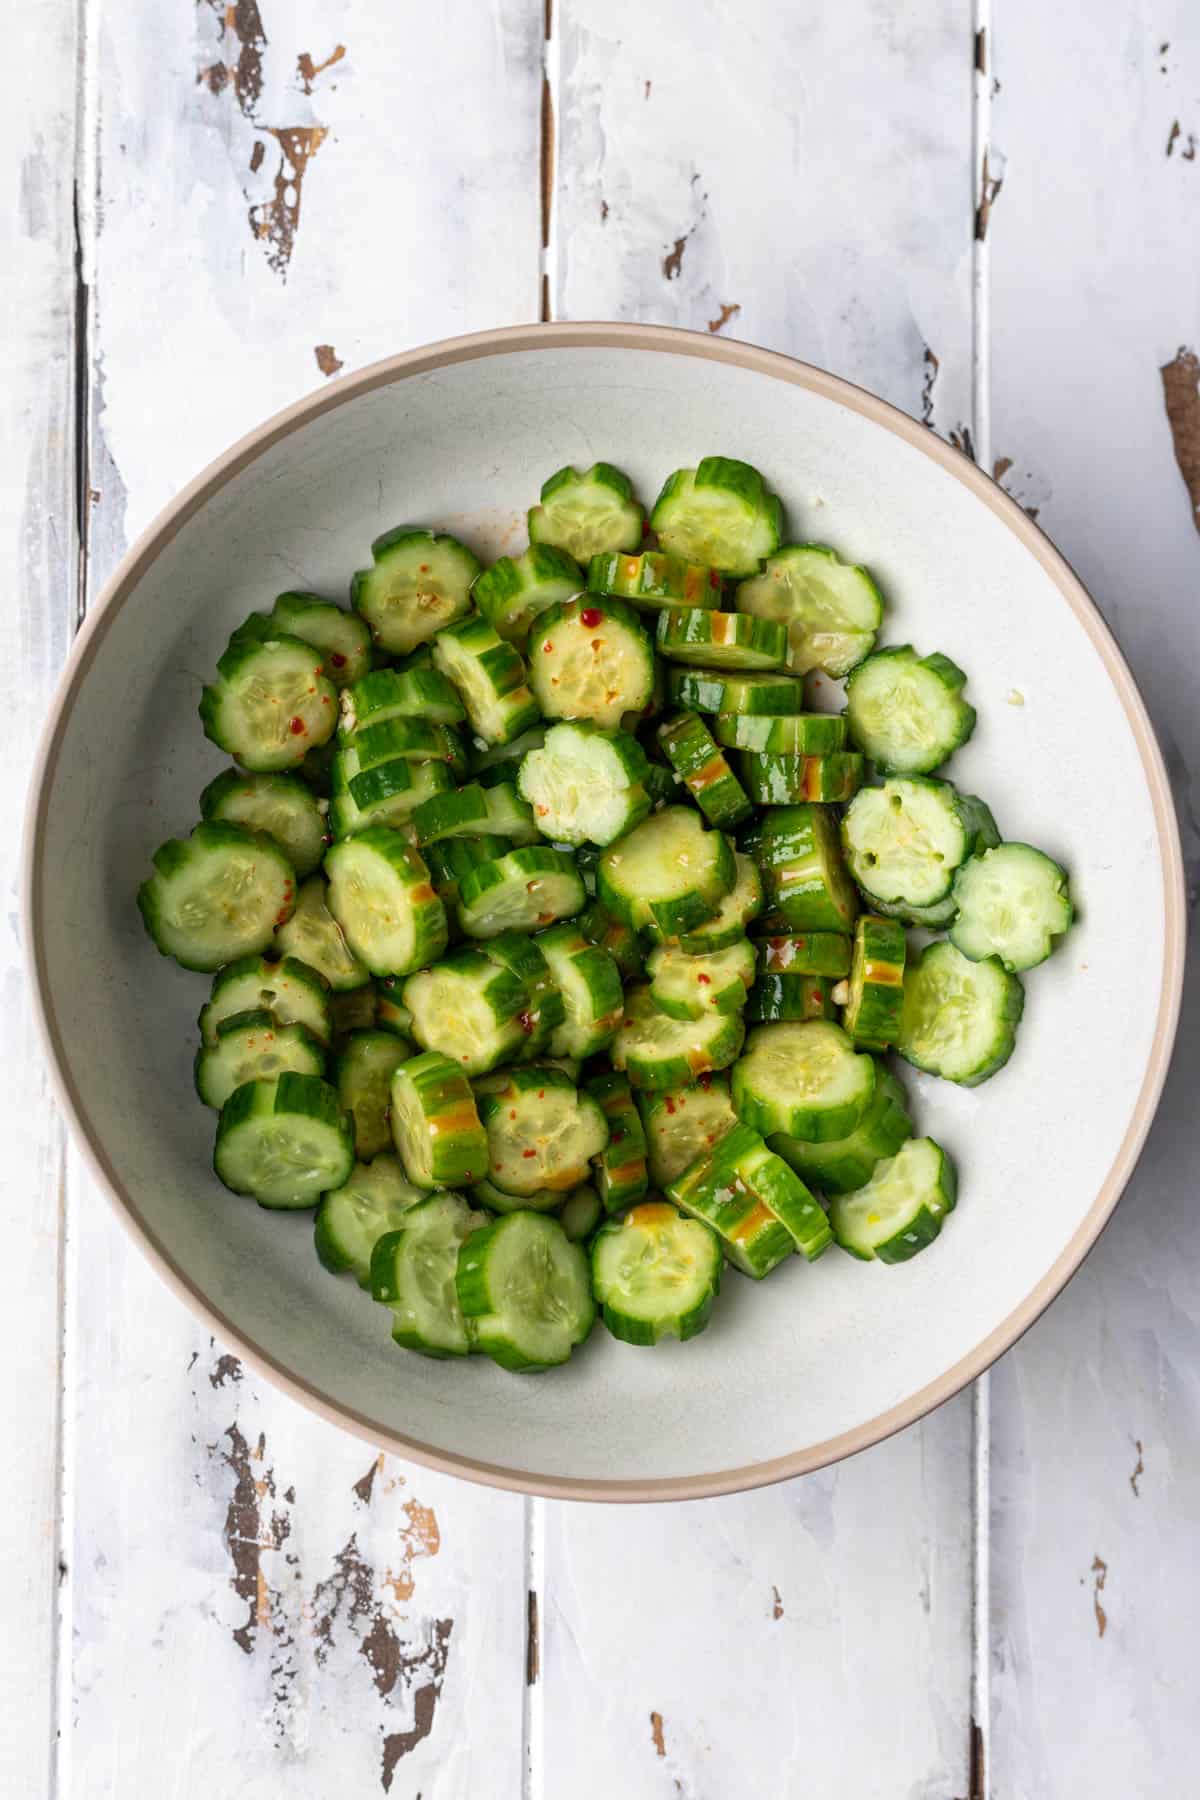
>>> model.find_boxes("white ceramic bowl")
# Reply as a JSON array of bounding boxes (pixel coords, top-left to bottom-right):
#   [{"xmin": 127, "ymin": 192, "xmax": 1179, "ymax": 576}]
[{"xmin": 26, "ymin": 324, "xmax": 1184, "ymax": 1500}]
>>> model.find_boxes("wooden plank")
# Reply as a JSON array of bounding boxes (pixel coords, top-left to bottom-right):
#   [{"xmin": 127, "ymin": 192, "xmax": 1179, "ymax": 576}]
[
  {"xmin": 0, "ymin": 0, "xmax": 79, "ymax": 1792},
  {"xmin": 540, "ymin": 5, "xmax": 977, "ymax": 1793},
  {"xmin": 64, "ymin": 0, "xmax": 541, "ymax": 1790},
  {"xmin": 986, "ymin": 6, "xmax": 1200, "ymax": 1794}
]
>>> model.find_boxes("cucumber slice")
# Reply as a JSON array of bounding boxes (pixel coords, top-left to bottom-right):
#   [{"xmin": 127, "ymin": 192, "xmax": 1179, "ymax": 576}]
[
  {"xmin": 371, "ymin": 1194, "xmax": 492, "ymax": 1357},
  {"xmin": 315, "ymin": 1153, "xmax": 427, "ymax": 1286},
  {"xmin": 469, "ymin": 725, "xmax": 546, "ymax": 777},
  {"xmin": 269, "ymin": 591, "xmax": 372, "ymax": 688},
  {"xmin": 199, "ymin": 768, "xmax": 327, "ymax": 877},
  {"xmin": 771, "ymin": 1065, "xmax": 912, "ymax": 1196},
  {"xmin": 351, "ymin": 715, "xmax": 464, "ymax": 772},
  {"xmin": 194, "ymin": 1008, "xmax": 325, "ymax": 1110},
  {"xmin": 672, "ymin": 852, "xmax": 763, "ymax": 951},
  {"xmin": 458, "ymin": 846, "xmax": 586, "ymax": 938},
  {"xmin": 898, "ymin": 939, "xmax": 1024, "ymax": 1086},
  {"xmin": 424, "ymin": 834, "xmax": 513, "ymax": 917},
  {"xmin": 473, "ymin": 545, "xmax": 583, "ymax": 643},
  {"xmin": 200, "ymin": 629, "xmax": 339, "ymax": 771},
  {"xmin": 528, "ymin": 462, "xmax": 644, "ymax": 561},
  {"xmin": 389, "ymin": 1050, "xmax": 489, "ymax": 1187},
  {"xmin": 949, "ymin": 843, "xmax": 1073, "ymax": 972},
  {"xmin": 475, "ymin": 1065, "xmax": 608, "ymax": 1197},
  {"xmin": 666, "ymin": 1120, "xmax": 830, "ymax": 1274},
  {"xmin": 638, "ymin": 1076, "xmax": 738, "ymax": 1189},
  {"xmin": 829, "ymin": 1137, "xmax": 957, "ymax": 1263},
  {"xmin": 325, "ymin": 831, "xmax": 448, "ymax": 978},
  {"xmin": 350, "ymin": 526, "xmax": 480, "ymax": 655},
  {"xmin": 845, "ymin": 645, "xmax": 976, "ymax": 774},
  {"xmin": 666, "ymin": 667, "xmax": 807, "ymax": 716},
  {"xmin": 329, "ymin": 982, "xmax": 382, "ymax": 1045},
  {"xmin": 841, "ymin": 915, "xmax": 907, "ymax": 1050},
  {"xmin": 336, "ymin": 1029, "xmax": 412, "ymax": 1158},
  {"xmin": 479, "ymin": 931, "xmax": 566, "ymax": 1059},
  {"xmin": 736, "ymin": 544, "xmax": 883, "ymax": 677},
  {"xmin": 341, "ymin": 665, "xmax": 466, "ymax": 731},
  {"xmin": 656, "ymin": 607, "xmax": 787, "ymax": 671},
  {"xmin": 200, "ymin": 953, "xmax": 333, "ymax": 1048},
  {"xmin": 592, "ymin": 1201, "xmax": 722, "ymax": 1344},
  {"xmin": 748, "ymin": 803, "xmax": 860, "ymax": 932},
  {"xmin": 576, "ymin": 897, "xmax": 647, "ymax": 980},
  {"xmin": 274, "ymin": 873, "xmax": 371, "ymax": 990},
  {"xmin": 297, "ymin": 738, "xmax": 337, "ymax": 796},
  {"xmin": 559, "ymin": 1185, "xmax": 604, "ymax": 1243},
  {"xmin": 471, "ymin": 1178, "xmax": 562, "ymax": 1216},
  {"xmin": 651, "ymin": 457, "xmax": 783, "ymax": 577},
  {"xmin": 535, "ymin": 922, "xmax": 625, "ymax": 1058},
  {"xmin": 138, "ymin": 823, "xmax": 297, "ymax": 973},
  {"xmin": 755, "ymin": 930, "xmax": 852, "ymax": 976},
  {"xmin": 598, "ymin": 806, "xmax": 736, "ymax": 938},
  {"xmin": 733, "ymin": 1020, "xmax": 876, "ymax": 1141},
  {"xmin": 647, "ymin": 938, "xmax": 755, "ymax": 1020},
  {"xmin": 331, "ymin": 746, "xmax": 454, "ymax": 839},
  {"xmin": 528, "ymin": 594, "xmax": 655, "ymax": 730},
  {"xmin": 715, "ymin": 711, "xmax": 848, "ymax": 755},
  {"xmin": 657, "ymin": 714, "xmax": 753, "ymax": 828},
  {"xmin": 433, "ymin": 614, "xmax": 541, "ymax": 746},
  {"xmin": 403, "ymin": 949, "xmax": 532, "ymax": 1076},
  {"xmin": 410, "ymin": 779, "xmax": 537, "ymax": 847},
  {"xmin": 587, "ymin": 549, "xmax": 723, "ymax": 611},
  {"xmin": 214, "ymin": 1072, "xmax": 354, "ymax": 1209},
  {"xmin": 518, "ymin": 720, "xmax": 651, "ymax": 846},
  {"xmin": 739, "ymin": 750, "xmax": 864, "ymax": 806},
  {"xmin": 455, "ymin": 1212, "xmax": 595, "ymax": 1372},
  {"xmin": 584, "ymin": 1072, "xmax": 651, "ymax": 1214},
  {"xmin": 842, "ymin": 778, "xmax": 999, "ymax": 911},
  {"xmin": 613, "ymin": 985, "xmax": 745, "ymax": 1090},
  {"xmin": 745, "ymin": 972, "xmax": 838, "ymax": 1022},
  {"xmin": 376, "ymin": 976, "xmax": 414, "ymax": 1038}
]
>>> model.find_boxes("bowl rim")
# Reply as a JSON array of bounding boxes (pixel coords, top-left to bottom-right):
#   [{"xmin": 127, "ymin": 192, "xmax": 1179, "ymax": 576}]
[{"xmin": 25, "ymin": 321, "xmax": 1186, "ymax": 1502}]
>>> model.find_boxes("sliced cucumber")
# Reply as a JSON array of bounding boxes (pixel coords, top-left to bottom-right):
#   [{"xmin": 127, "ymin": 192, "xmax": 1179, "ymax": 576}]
[
  {"xmin": 325, "ymin": 831, "xmax": 448, "ymax": 978},
  {"xmin": 666, "ymin": 1120, "xmax": 830, "ymax": 1274},
  {"xmin": 341, "ymin": 665, "xmax": 466, "ymax": 731},
  {"xmin": 647, "ymin": 938, "xmax": 755, "ymax": 1020},
  {"xmin": 829, "ymin": 1137, "xmax": 957, "ymax": 1263},
  {"xmin": 949, "ymin": 843, "xmax": 1073, "ymax": 972},
  {"xmin": 336, "ymin": 1029, "xmax": 412, "ymax": 1158},
  {"xmin": 473, "ymin": 544, "xmax": 583, "ymax": 643},
  {"xmin": 841, "ymin": 915, "xmax": 907, "ymax": 1050},
  {"xmin": 471, "ymin": 1178, "xmax": 562, "ymax": 1216},
  {"xmin": 845, "ymin": 645, "xmax": 976, "ymax": 774},
  {"xmin": 598, "ymin": 805, "xmax": 736, "ymax": 938},
  {"xmin": 739, "ymin": 750, "xmax": 863, "ymax": 806},
  {"xmin": 331, "ymin": 746, "xmax": 454, "ymax": 840},
  {"xmin": 592, "ymin": 1201, "xmax": 722, "ymax": 1344},
  {"xmin": 534, "ymin": 923, "xmax": 625, "ymax": 1059},
  {"xmin": 456, "ymin": 1211, "xmax": 595, "ymax": 1371},
  {"xmin": 528, "ymin": 462, "xmax": 644, "ymax": 560},
  {"xmin": 756, "ymin": 930, "xmax": 852, "ymax": 976},
  {"xmin": 371, "ymin": 1193, "xmax": 491, "ymax": 1357},
  {"xmin": 651, "ymin": 457, "xmax": 783, "ymax": 577},
  {"xmin": 329, "ymin": 982, "xmax": 381, "ymax": 1045},
  {"xmin": 770, "ymin": 1065, "xmax": 912, "ymax": 1196},
  {"xmin": 214, "ymin": 1072, "xmax": 354, "ymax": 1209},
  {"xmin": 748, "ymin": 803, "xmax": 860, "ymax": 932},
  {"xmin": 315, "ymin": 1153, "xmax": 427, "ymax": 1286},
  {"xmin": 898, "ymin": 939, "xmax": 1024, "ymax": 1086},
  {"xmin": 528, "ymin": 594, "xmax": 655, "ymax": 730},
  {"xmin": 475, "ymin": 1065, "xmax": 608, "ymax": 1197},
  {"xmin": 479, "ymin": 931, "xmax": 566, "ymax": 1059},
  {"xmin": 458, "ymin": 846, "xmax": 586, "ymax": 938},
  {"xmin": 351, "ymin": 526, "xmax": 480, "ymax": 654},
  {"xmin": 389, "ymin": 1050, "xmax": 489, "ymax": 1187},
  {"xmin": 200, "ymin": 628, "xmax": 339, "ymax": 771},
  {"xmin": 576, "ymin": 897, "xmax": 647, "ymax": 981},
  {"xmin": 587, "ymin": 549, "xmax": 723, "ymax": 611},
  {"xmin": 665, "ymin": 666, "xmax": 807, "ymax": 716},
  {"xmin": 274, "ymin": 873, "xmax": 371, "ymax": 990},
  {"xmin": 613, "ymin": 985, "xmax": 745, "ymax": 1090},
  {"xmin": 584, "ymin": 1071, "xmax": 651, "ymax": 1214},
  {"xmin": 672, "ymin": 852, "xmax": 763, "ymax": 951},
  {"xmin": 269, "ymin": 591, "xmax": 372, "ymax": 688},
  {"xmin": 733, "ymin": 1019, "xmax": 876, "ymax": 1141},
  {"xmin": 433, "ymin": 614, "xmax": 541, "ymax": 746},
  {"xmin": 657, "ymin": 713, "xmax": 753, "ymax": 828},
  {"xmin": 716, "ymin": 711, "xmax": 848, "ymax": 755},
  {"xmin": 842, "ymin": 778, "xmax": 999, "ymax": 911},
  {"xmin": 559, "ymin": 1184, "xmax": 604, "ymax": 1243},
  {"xmin": 376, "ymin": 976, "xmax": 414, "ymax": 1038},
  {"xmin": 638, "ymin": 1076, "xmax": 738, "ymax": 1189},
  {"xmin": 469, "ymin": 725, "xmax": 546, "ymax": 777},
  {"xmin": 194, "ymin": 1008, "xmax": 325, "ymax": 1110},
  {"xmin": 411, "ymin": 779, "xmax": 537, "ymax": 847},
  {"xmin": 403, "ymin": 949, "xmax": 532, "ymax": 1076},
  {"xmin": 656, "ymin": 607, "xmax": 787, "ymax": 671},
  {"xmin": 138, "ymin": 823, "xmax": 297, "ymax": 973},
  {"xmin": 351, "ymin": 714, "xmax": 464, "ymax": 772},
  {"xmin": 736, "ymin": 544, "xmax": 882, "ymax": 677},
  {"xmin": 200, "ymin": 768, "xmax": 327, "ymax": 876},
  {"xmin": 745, "ymin": 973, "xmax": 838, "ymax": 1022},
  {"xmin": 200, "ymin": 953, "xmax": 333, "ymax": 1048},
  {"xmin": 518, "ymin": 720, "xmax": 651, "ymax": 846}
]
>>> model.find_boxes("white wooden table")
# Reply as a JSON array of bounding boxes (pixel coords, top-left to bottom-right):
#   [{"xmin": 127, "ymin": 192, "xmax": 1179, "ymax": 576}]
[{"xmin": 4, "ymin": 3, "xmax": 1198, "ymax": 1793}]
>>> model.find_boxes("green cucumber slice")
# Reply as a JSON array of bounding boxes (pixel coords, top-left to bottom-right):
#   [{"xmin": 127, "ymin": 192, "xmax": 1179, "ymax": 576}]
[
  {"xmin": 329, "ymin": 982, "xmax": 381, "ymax": 1045},
  {"xmin": 274, "ymin": 874, "xmax": 371, "ymax": 990},
  {"xmin": 214, "ymin": 1072, "xmax": 354, "ymax": 1209},
  {"xmin": 325, "ymin": 831, "xmax": 448, "ymax": 978},
  {"xmin": 656, "ymin": 607, "xmax": 786, "ymax": 671},
  {"xmin": 841, "ymin": 915, "xmax": 907, "ymax": 1049},
  {"xmin": 587, "ymin": 549, "xmax": 723, "ymax": 611},
  {"xmin": 898, "ymin": 939, "xmax": 1024, "ymax": 1086},
  {"xmin": 736, "ymin": 544, "xmax": 883, "ymax": 677},
  {"xmin": 666, "ymin": 1120, "xmax": 829, "ymax": 1274},
  {"xmin": 576, "ymin": 897, "xmax": 647, "ymax": 980},
  {"xmin": 744, "ymin": 972, "xmax": 838, "ymax": 1022},
  {"xmin": 666, "ymin": 667, "xmax": 807, "ymax": 716},
  {"xmin": 733, "ymin": 1020, "xmax": 876, "ymax": 1141},
  {"xmin": 518, "ymin": 720, "xmax": 652, "ymax": 846},
  {"xmin": 335, "ymin": 1029, "xmax": 413, "ymax": 1158},
  {"xmin": 458, "ymin": 846, "xmax": 586, "ymax": 938},
  {"xmin": 647, "ymin": 938, "xmax": 755, "ymax": 1020},
  {"xmin": 475, "ymin": 1064, "xmax": 608, "ymax": 1197},
  {"xmin": 331, "ymin": 746, "xmax": 454, "ymax": 839},
  {"xmin": 269, "ymin": 591, "xmax": 372, "ymax": 688},
  {"xmin": 671, "ymin": 852, "xmax": 763, "ymax": 951},
  {"xmin": 739, "ymin": 750, "xmax": 864, "ymax": 806},
  {"xmin": 613, "ymin": 985, "xmax": 745, "ymax": 1090},
  {"xmin": 200, "ymin": 953, "xmax": 332, "ymax": 1048},
  {"xmin": 657, "ymin": 713, "xmax": 753, "ymax": 828},
  {"xmin": 770, "ymin": 1065, "xmax": 912, "ymax": 1196},
  {"xmin": 716, "ymin": 711, "xmax": 848, "ymax": 755},
  {"xmin": 755, "ymin": 931, "xmax": 852, "ymax": 976},
  {"xmin": 455, "ymin": 1211, "xmax": 595, "ymax": 1371},
  {"xmin": 351, "ymin": 715, "xmax": 464, "ymax": 772},
  {"xmin": 584, "ymin": 1071, "xmax": 651, "ymax": 1214},
  {"xmin": 403, "ymin": 949, "xmax": 532, "ymax": 1076},
  {"xmin": 598, "ymin": 805, "xmax": 736, "ymax": 938},
  {"xmin": 829, "ymin": 1137, "xmax": 957, "ymax": 1263},
  {"xmin": 138, "ymin": 823, "xmax": 297, "ymax": 973},
  {"xmin": 559, "ymin": 1185, "xmax": 604, "ymax": 1243},
  {"xmin": 200, "ymin": 768, "xmax": 327, "ymax": 876},
  {"xmin": 528, "ymin": 594, "xmax": 655, "ymax": 730},
  {"xmin": 592, "ymin": 1201, "xmax": 722, "ymax": 1344},
  {"xmin": 315, "ymin": 1153, "xmax": 427, "ymax": 1286},
  {"xmin": 473, "ymin": 544, "xmax": 583, "ymax": 643},
  {"xmin": 341, "ymin": 665, "xmax": 466, "ymax": 731},
  {"xmin": 410, "ymin": 779, "xmax": 537, "ymax": 847},
  {"xmin": 534, "ymin": 923, "xmax": 625, "ymax": 1059},
  {"xmin": 389, "ymin": 1051, "xmax": 489, "ymax": 1187},
  {"xmin": 350, "ymin": 526, "xmax": 480, "ymax": 655},
  {"xmin": 748, "ymin": 803, "xmax": 860, "ymax": 932},
  {"xmin": 949, "ymin": 843, "xmax": 1073, "ymax": 971},
  {"xmin": 194, "ymin": 1008, "xmax": 325, "ymax": 1110},
  {"xmin": 528, "ymin": 462, "xmax": 644, "ymax": 560},
  {"xmin": 651, "ymin": 457, "xmax": 783, "ymax": 577},
  {"xmin": 370, "ymin": 1194, "xmax": 492, "ymax": 1357},
  {"xmin": 433, "ymin": 613, "xmax": 542, "ymax": 746},
  {"xmin": 845, "ymin": 645, "xmax": 976, "ymax": 774},
  {"xmin": 842, "ymin": 778, "xmax": 999, "ymax": 911},
  {"xmin": 638, "ymin": 1076, "xmax": 738, "ymax": 1189},
  {"xmin": 200, "ymin": 628, "xmax": 339, "ymax": 771},
  {"xmin": 478, "ymin": 931, "xmax": 566, "ymax": 1059}
]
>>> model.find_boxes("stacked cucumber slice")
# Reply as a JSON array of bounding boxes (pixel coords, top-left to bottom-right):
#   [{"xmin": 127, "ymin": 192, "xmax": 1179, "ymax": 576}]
[{"xmin": 137, "ymin": 451, "xmax": 1075, "ymax": 1371}]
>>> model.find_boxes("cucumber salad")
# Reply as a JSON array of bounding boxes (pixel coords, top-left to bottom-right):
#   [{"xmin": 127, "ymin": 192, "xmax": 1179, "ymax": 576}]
[{"xmin": 137, "ymin": 455, "xmax": 1074, "ymax": 1372}]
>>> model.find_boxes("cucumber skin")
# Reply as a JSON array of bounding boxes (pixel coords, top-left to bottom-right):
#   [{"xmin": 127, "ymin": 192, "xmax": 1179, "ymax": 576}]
[
  {"xmin": 598, "ymin": 808, "xmax": 737, "ymax": 939},
  {"xmin": 137, "ymin": 823, "xmax": 297, "ymax": 974},
  {"xmin": 325, "ymin": 829, "xmax": 449, "ymax": 979},
  {"xmin": 897, "ymin": 941, "xmax": 1025, "ymax": 1088},
  {"xmin": 770, "ymin": 1067, "xmax": 913, "ymax": 1197},
  {"xmin": 199, "ymin": 631, "xmax": 339, "ymax": 772},
  {"xmin": 657, "ymin": 713, "xmax": 753, "ymax": 828},
  {"xmin": 584, "ymin": 1072, "xmax": 651, "ymax": 1215},
  {"xmin": 588, "ymin": 550, "xmax": 724, "ymax": 609},
  {"xmin": 716, "ymin": 712, "xmax": 848, "ymax": 756},
  {"xmin": 829, "ymin": 1138, "xmax": 957, "ymax": 1263},
  {"xmin": 842, "ymin": 915, "xmax": 907, "ymax": 1050},
  {"xmin": 738, "ymin": 751, "xmax": 864, "ymax": 806},
  {"xmin": 613, "ymin": 987, "xmax": 746, "ymax": 1092},
  {"xmin": 744, "ymin": 973, "xmax": 838, "ymax": 1023},
  {"xmin": 746, "ymin": 804, "xmax": 860, "ymax": 933},
  {"xmin": 473, "ymin": 545, "xmax": 584, "ymax": 642},
  {"xmin": 754, "ymin": 931, "xmax": 852, "ymax": 977},
  {"xmin": 591, "ymin": 1205, "xmax": 722, "ymax": 1344},
  {"xmin": 655, "ymin": 606, "xmax": 787, "ymax": 670},
  {"xmin": 455, "ymin": 1213, "xmax": 596, "ymax": 1372},
  {"xmin": 214, "ymin": 1073, "xmax": 354, "ymax": 1209},
  {"xmin": 389, "ymin": 1051, "xmax": 489, "ymax": 1188},
  {"xmin": 733, "ymin": 1021, "xmax": 877, "ymax": 1142}
]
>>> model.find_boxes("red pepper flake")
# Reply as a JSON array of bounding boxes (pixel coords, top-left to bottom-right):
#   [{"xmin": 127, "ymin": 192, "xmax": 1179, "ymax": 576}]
[
  {"xmin": 537, "ymin": 1090, "xmax": 545, "ymax": 1099},
  {"xmin": 419, "ymin": 564, "xmax": 431, "ymax": 574},
  {"xmin": 522, "ymin": 1148, "xmax": 537, "ymax": 1158},
  {"xmin": 697, "ymin": 1071, "xmax": 713, "ymax": 1089},
  {"xmin": 330, "ymin": 651, "xmax": 346, "ymax": 668},
  {"xmin": 536, "ymin": 805, "xmax": 549, "ymax": 817},
  {"xmin": 509, "ymin": 1110, "xmax": 517, "ymax": 1120},
  {"xmin": 542, "ymin": 640, "xmax": 554, "ymax": 655},
  {"xmin": 664, "ymin": 1097, "xmax": 677, "ymax": 1115},
  {"xmin": 709, "ymin": 569, "xmax": 721, "ymax": 588},
  {"xmin": 518, "ymin": 1011, "xmax": 535, "ymax": 1034},
  {"xmin": 289, "ymin": 716, "xmax": 306, "ymax": 735},
  {"xmin": 579, "ymin": 607, "xmax": 602, "ymax": 628},
  {"xmin": 697, "ymin": 972, "xmax": 711, "ymax": 984}
]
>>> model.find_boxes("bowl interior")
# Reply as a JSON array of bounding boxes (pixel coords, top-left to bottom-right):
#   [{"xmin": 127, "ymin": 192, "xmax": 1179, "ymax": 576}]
[{"xmin": 31, "ymin": 335, "xmax": 1175, "ymax": 1493}]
